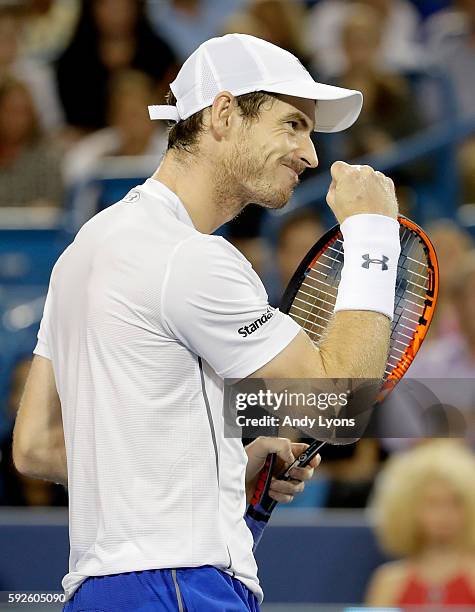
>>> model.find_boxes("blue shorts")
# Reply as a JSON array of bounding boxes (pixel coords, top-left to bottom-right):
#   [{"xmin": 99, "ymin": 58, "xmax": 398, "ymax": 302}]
[{"xmin": 62, "ymin": 565, "xmax": 260, "ymax": 612}]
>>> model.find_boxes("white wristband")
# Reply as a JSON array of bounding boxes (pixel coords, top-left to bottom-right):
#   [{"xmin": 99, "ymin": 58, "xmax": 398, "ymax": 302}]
[{"xmin": 334, "ymin": 214, "xmax": 401, "ymax": 320}]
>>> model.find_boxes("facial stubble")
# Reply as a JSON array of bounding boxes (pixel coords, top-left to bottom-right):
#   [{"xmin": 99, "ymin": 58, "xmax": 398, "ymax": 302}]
[{"xmin": 211, "ymin": 130, "xmax": 295, "ymax": 220}]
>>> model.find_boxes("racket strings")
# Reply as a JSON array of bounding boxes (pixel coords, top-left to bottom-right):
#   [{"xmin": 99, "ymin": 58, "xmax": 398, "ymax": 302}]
[
  {"xmin": 287, "ymin": 227, "xmax": 431, "ymax": 381},
  {"xmin": 288, "ymin": 236, "xmax": 343, "ymax": 343}
]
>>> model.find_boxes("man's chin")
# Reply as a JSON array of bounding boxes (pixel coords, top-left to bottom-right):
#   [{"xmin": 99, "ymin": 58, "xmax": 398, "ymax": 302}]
[{"xmin": 254, "ymin": 187, "xmax": 294, "ymax": 210}]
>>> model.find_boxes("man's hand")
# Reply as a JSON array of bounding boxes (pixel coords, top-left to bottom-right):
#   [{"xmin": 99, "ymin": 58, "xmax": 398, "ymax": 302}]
[
  {"xmin": 326, "ymin": 161, "xmax": 398, "ymax": 223},
  {"xmin": 245, "ymin": 437, "xmax": 321, "ymax": 504}
]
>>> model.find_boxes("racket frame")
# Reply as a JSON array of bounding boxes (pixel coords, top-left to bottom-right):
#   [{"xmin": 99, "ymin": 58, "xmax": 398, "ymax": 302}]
[{"xmin": 244, "ymin": 215, "xmax": 439, "ymax": 542}]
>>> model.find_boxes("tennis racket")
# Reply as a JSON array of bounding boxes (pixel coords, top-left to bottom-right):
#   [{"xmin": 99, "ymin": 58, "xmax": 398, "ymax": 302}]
[{"xmin": 244, "ymin": 215, "xmax": 439, "ymax": 549}]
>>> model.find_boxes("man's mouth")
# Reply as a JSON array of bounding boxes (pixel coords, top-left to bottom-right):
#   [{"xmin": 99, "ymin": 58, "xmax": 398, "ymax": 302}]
[{"xmin": 282, "ymin": 164, "xmax": 299, "ymax": 181}]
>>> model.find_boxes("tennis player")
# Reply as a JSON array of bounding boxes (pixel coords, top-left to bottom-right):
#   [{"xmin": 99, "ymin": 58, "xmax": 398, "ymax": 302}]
[{"xmin": 13, "ymin": 34, "xmax": 400, "ymax": 611}]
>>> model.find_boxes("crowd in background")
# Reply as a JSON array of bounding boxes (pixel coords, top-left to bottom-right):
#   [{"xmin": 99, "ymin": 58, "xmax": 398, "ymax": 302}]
[
  {"xmin": 0, "ymin": 0, "xmax": 474, "ymax": 208},
  {"xmin": 0, "ymin": 0, "xmax": 475, "ymax": 605}
]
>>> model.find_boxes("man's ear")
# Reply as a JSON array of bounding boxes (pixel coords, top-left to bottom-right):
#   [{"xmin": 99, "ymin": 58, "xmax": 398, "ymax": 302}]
[{"xmin": 210, "ymin": 91, "xmax": 238, "ymax": 138}]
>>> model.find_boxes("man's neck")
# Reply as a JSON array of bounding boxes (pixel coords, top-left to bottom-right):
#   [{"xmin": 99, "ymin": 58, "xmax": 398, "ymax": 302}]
[{"xmin": 152, "ymin": 151, "xmax": 245, "ymax": 233}]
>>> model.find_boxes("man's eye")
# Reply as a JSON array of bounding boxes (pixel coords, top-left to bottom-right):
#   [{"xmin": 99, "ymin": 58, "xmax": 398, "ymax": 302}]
[{"xmin": 287, "ymin": 121, "xmax": 299, "ymax": 129}]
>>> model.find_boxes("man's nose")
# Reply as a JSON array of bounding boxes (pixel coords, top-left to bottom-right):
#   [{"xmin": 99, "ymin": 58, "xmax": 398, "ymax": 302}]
[{"xmin": 299, "ymin": 136, "xmax": 318, "ymax": 170}]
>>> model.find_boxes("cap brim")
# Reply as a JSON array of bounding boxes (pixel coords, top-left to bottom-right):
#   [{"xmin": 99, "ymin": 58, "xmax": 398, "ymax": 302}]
[
  {"xmin": 262, "ymin": 80, "xmax": 363, "ymax": 133},
  {"xmin": 148, "ymin": 105, "xmax": 180, "ymax": 121}
]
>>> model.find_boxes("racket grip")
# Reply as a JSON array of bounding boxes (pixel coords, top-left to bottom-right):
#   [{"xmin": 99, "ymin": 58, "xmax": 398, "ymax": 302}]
[
  {"xmin": 245, "ymin": 442, "xmax": 326, "ymax": 547},
  {"xmin": 266, "ymin": 440, "xmax": 327, "ymax": 513},
  {"xmin": 244, "ymin": 453, "xmax": 276, "ymax": 550},
  {"xmin": 248, "ymin": 453, "xmax": 276, "ymax": 509}
]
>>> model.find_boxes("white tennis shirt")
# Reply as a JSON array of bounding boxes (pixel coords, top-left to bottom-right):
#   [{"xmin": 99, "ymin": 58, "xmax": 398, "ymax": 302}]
[{"xmin": 33, "ymin": 178, "xmax": 300, "ymax": 602}]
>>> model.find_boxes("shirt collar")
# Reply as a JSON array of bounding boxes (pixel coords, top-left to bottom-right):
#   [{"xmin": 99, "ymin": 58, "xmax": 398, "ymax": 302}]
[{"xmin": 140, "ymin": 178, "xmax": 195, "ymax": 228}]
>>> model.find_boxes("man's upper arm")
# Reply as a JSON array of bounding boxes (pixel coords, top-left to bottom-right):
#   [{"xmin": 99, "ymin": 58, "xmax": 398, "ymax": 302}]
[
  {"xmin": 161, "ymin": 234, "xmax": 301, "ymax": 379},
  {"xmin": 162, "ymin": 234, "xmax": 390, "ymax": 382},
  {"xmin": 13, "ymin": 355, "xmax": 63, "ymax": 466},
  {"xmin": 249, "ymin": 329, "xmax": 326, "ymax": 378}
]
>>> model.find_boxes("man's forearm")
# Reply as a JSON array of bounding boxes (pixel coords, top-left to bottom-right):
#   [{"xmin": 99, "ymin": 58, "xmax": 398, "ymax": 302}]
[
  {"xmin": 13, "ymin": 355, "xmax": 68, "ymax": 487},
  {"xmin": 40, "ymin": 443, "xmax": 68, "ymax": 487},
  {"xmin": 251, "ymin": 313, "xmax": 391, "ymax": 381},
  {"xmin": 318, "ymin": 310, "xmax": 390, "ymax": 379},
  {"xmin": 13, "ymin": 427, "xmax": 68, "ymax": 487},
  {"xmin": 16, "ymin": 445, "xmax": 68, "ymax": 487}
]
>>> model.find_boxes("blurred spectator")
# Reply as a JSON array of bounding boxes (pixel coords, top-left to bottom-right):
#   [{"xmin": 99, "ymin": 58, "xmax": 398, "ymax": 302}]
[
  {"xmin": 221, "ymin": 11, "xmax": 270, "ymax": 40},
  {"xmin": 422, "ymin": 219, "xmax": 473, "ymax": 341},
  {"xmin": 445, "ymin": 0, "xmax": 475, "ymax": 205},
  {"xmin": 426, "ymin": 0, "xmax": 475, "ymax": 121},
  {"xmin": 0, "ymin": 3, "xmax": 64, "ymax": 132},
  {"xmin": 305, "ymin": 0, "xmax": 424, "ymax": 79},
  {"xmin": 244, "ymin": 0, "xmax": 309, "ymax": 62},
  {"xmin": 407, "ymin": 250, "xmax": 475, "ymax": 381},
  {"xmin": 56, "ymin": 0, "xmax": 177, "ymax": 135},
  {"xmin": 276, "ymin": 208, "xmax": 323, "ymax": 292},
  {"xmin": 0, "ymin": 77, "xmax": 63, "ymax": 208},
  {"xmin": 424, "ymin": 1, "xmax": 469, "ymax": 51},
  {"xmin": 320, "ymin": 440, "xmax": 385, "ymax": 509},
  {"xmin": 380, "ymin": 251, "xmax": 475, "ymax": 453},
  {"xmin": 146, "ymin": 0, "xmax": 244, "ymax": 62},
  {"xmin": 366, "ymin": 440, "xmax": 475, "ymax": 607},
  {"xmin": 335, "ymin": 4, "xmax": 424, "ymax": 161},
  {"xmin": 414, "ymin": 0, "xmax": 452, "ymax": 21},
  {"xmin": 20, "ymin": 0, "xmax": 80, "ymax": 63},
  {"xmin": 424, "ymin": 1, "xmax": 475, "ymax": 203},
  {"xmin": 0, "ymin": 357, "xmax": 67, "ymax": 506},
  {"xmin": 64, "ymin": 69, "xmax": 168, "ymax": 185},
  {"xmin": 460, "ymin": 138, "xmax": 475, "ymax": 204}
]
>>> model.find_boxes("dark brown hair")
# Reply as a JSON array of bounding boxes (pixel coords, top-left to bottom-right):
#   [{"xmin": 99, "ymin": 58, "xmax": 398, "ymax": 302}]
[{"xmin": 165, "ymin": 89, "xmax": 277, "ymax": 153}]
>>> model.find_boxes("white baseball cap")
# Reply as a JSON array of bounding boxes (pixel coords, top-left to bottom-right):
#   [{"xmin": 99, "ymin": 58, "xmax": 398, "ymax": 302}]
[{"xmin": 148, "ymin": 33, "xmax": 363, "ymax": 133}]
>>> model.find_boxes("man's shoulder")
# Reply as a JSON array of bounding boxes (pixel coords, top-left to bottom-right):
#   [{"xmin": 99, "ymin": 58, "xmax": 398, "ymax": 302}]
[
  {"xmin": 163, "ymin": 234, "xmax": 263, "ymax": 304},
  {"xmin": 171, "ymin": 233, "xmax": 253, "ymax": 272}
]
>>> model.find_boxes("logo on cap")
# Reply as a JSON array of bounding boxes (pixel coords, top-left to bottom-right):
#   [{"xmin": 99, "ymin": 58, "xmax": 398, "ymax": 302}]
[{"xmin": 123, "ymin": 190, "xmax": 140, "ymax": 203}]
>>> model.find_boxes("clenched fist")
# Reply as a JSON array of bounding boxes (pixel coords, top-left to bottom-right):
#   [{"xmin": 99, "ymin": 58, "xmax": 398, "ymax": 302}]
[{"xmin": 326, "ymin": 161, "xmax": 398, "ymax": 224}]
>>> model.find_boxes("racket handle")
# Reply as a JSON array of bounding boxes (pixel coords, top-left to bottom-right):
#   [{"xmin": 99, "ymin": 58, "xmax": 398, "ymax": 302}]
[
  {"xmin": 266, "ymin": 440, "xmax": 327, "ymax": 513},
  {"xmin": 248, "ymin": 453, "xmax": 275, "ymax": 508},
  {"xmin": 244, "ymin": 453, "xmax": 276, "ymax": 550},
  {"xmin": 245, "ymin": 441, "xmax": 326, "ymax": 549}
]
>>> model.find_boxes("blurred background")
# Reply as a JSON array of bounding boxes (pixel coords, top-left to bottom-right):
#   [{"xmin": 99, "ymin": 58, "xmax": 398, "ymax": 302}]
[{"xmin": 0, "ymin": 0, "xmax": 475, "ymax": 610}]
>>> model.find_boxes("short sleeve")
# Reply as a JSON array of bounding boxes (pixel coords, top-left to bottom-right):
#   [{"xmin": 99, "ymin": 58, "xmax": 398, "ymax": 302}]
[
  {"xmin": 161, "ymin": 235, "xmax": 300, "ymax": 379},
  {"xmin": 33, "ymin": 282, "xmax": 53, "ymax": 360}
]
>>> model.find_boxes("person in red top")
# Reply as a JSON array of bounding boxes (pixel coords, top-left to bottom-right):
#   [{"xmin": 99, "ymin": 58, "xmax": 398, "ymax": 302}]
[{"xmin": 365, "ymin": 440, "xmax": 475, "ymax": 607}]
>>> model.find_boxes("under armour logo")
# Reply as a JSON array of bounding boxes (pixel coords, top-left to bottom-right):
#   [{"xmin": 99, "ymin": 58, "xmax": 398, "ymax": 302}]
[
  {"xmin": 123, "ymin": 190, "xmax": 140, "ymax": 203},
  {"xmin": 361, "ymin": 254, "xmax": 389, "ymax": 270}
]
